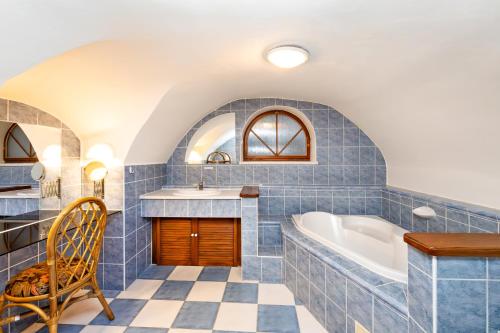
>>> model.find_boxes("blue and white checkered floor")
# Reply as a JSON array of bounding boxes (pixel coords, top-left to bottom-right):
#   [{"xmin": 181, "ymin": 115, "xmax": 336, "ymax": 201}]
[{"xmin": 24, "ymin": 266, "xmax": 326, "ymax": 333}]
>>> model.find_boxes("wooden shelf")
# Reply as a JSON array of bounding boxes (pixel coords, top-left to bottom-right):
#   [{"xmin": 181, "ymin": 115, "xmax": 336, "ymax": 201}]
[
  {"xmin": 240, "ymin": 186, "xmax": 259, "ymax": 198},
  {"xmin": 0, "ymin": 185, "xmax": 31, "ymax": 193},
  {"xmin": 404, "ymin": 233, "xmax": 500, "ymax": 257}
]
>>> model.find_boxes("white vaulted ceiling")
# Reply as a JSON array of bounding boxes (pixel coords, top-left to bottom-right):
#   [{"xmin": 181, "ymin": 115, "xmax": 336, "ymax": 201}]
[{"xmin": 0, "ymin": 0, "xmax": 499, "ymax": 208}]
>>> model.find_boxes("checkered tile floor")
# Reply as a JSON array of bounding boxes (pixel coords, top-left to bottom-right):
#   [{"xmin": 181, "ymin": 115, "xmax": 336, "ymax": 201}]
[{"xmin": 24, "ymin": 266, "xmax": 326, "ymax": 333}]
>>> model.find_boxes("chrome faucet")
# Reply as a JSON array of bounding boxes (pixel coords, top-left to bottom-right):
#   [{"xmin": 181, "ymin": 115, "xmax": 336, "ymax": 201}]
[{"xmin": 197, "ymin": 181, "xmax": 204, "ymax": 190}]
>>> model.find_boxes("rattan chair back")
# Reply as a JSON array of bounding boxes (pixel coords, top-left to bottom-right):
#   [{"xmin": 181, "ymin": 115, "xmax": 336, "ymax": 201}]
[{"xmin": 46, "ymin": 197, "xmax": 107, "ymax": 296}]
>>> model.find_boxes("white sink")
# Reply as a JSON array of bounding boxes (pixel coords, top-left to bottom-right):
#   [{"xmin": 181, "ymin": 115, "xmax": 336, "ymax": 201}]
[{"xmin": 172, "ymin": 189, "xmax": 222, "ymax": 197}]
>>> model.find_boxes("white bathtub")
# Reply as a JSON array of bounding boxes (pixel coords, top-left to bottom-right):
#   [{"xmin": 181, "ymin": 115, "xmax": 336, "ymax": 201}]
[{"xmin": 292, "ymin": 212, "xmax": 408, "ymax": 283}]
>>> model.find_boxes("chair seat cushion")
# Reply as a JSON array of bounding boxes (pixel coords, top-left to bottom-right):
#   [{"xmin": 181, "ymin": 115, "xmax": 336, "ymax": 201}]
[{"xmin": 5, "ymin": 257, "xmax": 86, "ymax": 297}]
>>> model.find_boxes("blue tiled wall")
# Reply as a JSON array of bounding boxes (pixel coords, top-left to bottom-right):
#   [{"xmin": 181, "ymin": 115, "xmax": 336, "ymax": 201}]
[
  {"xmin": 382, "ymin": 187, "xmax": 500, "ymax": 233},
  {"xmin": 259, "ymin": 186, "xmax": 382, "ymax": 216},
  {"xmin": 165, "ymin": 98, "xmax": 386, "ymax": 187},
  {"xmin": 123, "ymin": 164, "xmax": 166, "ymax": 288},
  {"xmin": 240, "ymin": 197, "xmax": 283, "ymax": 283},
  {"xmin": 408, "ymin": 247, "xmax": 500, "ymax": 332},
  {"xmin": 97, "ymin": 212, "xmax": 124, "ymax": 290},
  {"xmin": 0, "ymin": 165, "xmax": 38, "ymax": 187},
  {"xmin": 0, "ymin": 198, "xmax": 38, "ymax": 216}
]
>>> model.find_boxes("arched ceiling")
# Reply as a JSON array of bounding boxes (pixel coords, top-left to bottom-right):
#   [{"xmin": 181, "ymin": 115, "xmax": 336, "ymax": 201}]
[{"xmin": 0, "ymin": 0, "xmax": 499, "ymax": 208}]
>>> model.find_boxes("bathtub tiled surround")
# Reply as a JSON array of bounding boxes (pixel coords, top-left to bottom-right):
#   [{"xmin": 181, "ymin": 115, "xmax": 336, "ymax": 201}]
[
  {"xmin": 166, "ymin": 98, "xmax": 387, "ymax": 187},
  {"xmin": 382, "ymin": 187, "xmax": 500, "ymax": 233},
  {"xmin": 282, "ymin": 218, "xmax": 408, "ymax": 333},
  {"xmin": 123, "ymin": 164, "xmax": 166, "ymax": 289},
  {"xmin": 408, "ymin": 247, "xmax": 500, "ymax": 332}
]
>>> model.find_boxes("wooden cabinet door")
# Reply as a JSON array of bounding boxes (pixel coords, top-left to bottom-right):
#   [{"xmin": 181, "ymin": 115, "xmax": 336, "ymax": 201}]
[
  {"xmin": 155, "ymin": 218, "xmax": 194, "ymax": 266},
  {"xmin": 197, "ymin": 218, "xmax": 240, "ymax": 266}
]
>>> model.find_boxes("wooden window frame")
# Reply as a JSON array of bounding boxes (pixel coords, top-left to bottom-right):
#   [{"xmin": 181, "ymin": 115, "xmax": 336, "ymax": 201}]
[
  {"xmin": 243, "ymin": 110, "xmax": 311, "ymax": 161},
  {"xmin": 3, "ymin": 123, "xmax": 38, "ymax": 163}
]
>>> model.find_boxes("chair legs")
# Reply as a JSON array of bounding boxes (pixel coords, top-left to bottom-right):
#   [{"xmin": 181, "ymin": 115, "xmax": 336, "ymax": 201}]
[
  {"xmin": 46, "ymin": 295, "xmax": 59, "ymax": 333},
  {"xmin": 92, "ymin": 280, "xmax": 114, "ymax": 320},
  {"xmin": 0, "ymin": 296, "xmax": 6, "ymax": 333}
]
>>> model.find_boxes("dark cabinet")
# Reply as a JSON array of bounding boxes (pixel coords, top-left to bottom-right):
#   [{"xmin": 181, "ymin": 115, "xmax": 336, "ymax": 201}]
[{"xmin": 153, "ymin": 218, "xmax": 240, "ymax": 266}]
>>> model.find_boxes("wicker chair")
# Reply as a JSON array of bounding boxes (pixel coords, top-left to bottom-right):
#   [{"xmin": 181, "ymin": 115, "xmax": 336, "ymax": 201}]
[{"xmin": 0, "ymin": 197, "xmax": 115, "ymax": 333}]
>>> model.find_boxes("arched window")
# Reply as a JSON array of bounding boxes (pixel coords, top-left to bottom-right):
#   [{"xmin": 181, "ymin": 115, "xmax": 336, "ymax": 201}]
[
  {"xmin": 243, "ymin": 110, "xmax": 310, "ymax": 161},
  {"xmin": 3, "ymin": 123, "xmax": 38, "ymax": 163}
]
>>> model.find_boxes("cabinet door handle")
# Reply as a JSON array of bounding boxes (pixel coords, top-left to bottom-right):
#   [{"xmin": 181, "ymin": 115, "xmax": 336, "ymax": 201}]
[
  {"xmin": 194, "ymin": 233, "xmax": 198, "ymax": 237},
  {"xmin": 190, "ymin": 233, "xmax": 194, "ymax": 237}
]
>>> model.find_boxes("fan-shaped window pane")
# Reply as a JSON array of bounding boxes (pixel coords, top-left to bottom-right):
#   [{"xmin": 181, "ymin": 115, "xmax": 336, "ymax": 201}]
[
  {"xmin": 277, "ymin": 113, "xmax": 302, "ymax": 153},
  {"xmin": 4, "ymin": 124, "xmax": 38, "ymax": 163},
  {"xmin": 243, "ymin": 110, "xmax": 310, "ymax": 161},
  {"xmin": 251, "ymin": 114, "xmax": 276, "ymax": 151},
  {"xmin": 248, "ymin": 132, "xmax": 274, "ymax": 156},
  {"xmin": 280, "ymin": 131, "xmax": 306, "ymax": 156}
]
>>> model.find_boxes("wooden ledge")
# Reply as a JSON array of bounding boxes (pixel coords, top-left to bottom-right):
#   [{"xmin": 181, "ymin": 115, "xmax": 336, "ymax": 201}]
[
  {"xmin": 404, "ymin": 233, "xmax": 500, "ymax": 257},
  {"xmin": 240, "ymin": 186, "xmax": 259, "ymax": 198},
  {"xmin": 0, "ymin": 185, "xmax": 31, "ymax": 193}
]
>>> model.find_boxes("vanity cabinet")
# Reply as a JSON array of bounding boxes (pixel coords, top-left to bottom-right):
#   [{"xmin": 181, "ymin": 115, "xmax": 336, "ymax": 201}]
[{"xmin": 152, "ymin": 218, "xmax": 241, "ymax": 266}]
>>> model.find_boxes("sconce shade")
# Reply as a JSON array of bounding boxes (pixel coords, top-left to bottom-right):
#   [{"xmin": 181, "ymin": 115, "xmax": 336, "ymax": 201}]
[{"xmin": 84, "ymin": 161, "xmax": 108, "ymax": 181}]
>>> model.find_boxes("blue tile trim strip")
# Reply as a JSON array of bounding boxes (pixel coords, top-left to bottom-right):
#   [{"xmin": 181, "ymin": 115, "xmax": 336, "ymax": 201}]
[{"xmin": 141, "ymin": 199, "xmax": 241, "ymax": 218}]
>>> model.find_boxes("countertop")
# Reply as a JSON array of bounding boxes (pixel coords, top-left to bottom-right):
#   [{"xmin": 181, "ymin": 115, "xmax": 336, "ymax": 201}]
[
  {"xmin": 0, "ymin": 187, "xmax": 40, "ymax": 199},
  {"xmin": 140, "ymin": 187, "xmax": 244, "ymax": 200}
]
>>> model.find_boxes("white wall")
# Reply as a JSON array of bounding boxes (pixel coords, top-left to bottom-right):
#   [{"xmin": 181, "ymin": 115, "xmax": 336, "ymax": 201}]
[
  {"xmin": 0, "ymin": 0, "xmax": 499, "ymax": 208},
  {"xmin": 18, "ymin": 124, "xmax": 61, "ymax": 167}
]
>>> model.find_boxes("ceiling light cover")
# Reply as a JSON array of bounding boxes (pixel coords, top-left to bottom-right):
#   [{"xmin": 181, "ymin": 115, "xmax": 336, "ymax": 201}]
[{"xmin": 267, "ymin": 45, "xmax": 309, "ymax": 68}]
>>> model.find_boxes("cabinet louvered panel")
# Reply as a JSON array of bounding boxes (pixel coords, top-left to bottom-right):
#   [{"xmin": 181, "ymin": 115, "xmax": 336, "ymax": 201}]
[
  {"xmin": 197, "ymin": 218, "xmax": 237, "ymax": 266},
  {"xmin": 158, "ymin": 219, "xmax": 193, "ymax": 265}
]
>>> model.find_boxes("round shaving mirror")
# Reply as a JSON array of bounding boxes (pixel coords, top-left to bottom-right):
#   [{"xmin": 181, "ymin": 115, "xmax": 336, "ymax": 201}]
[{"xmin": 31, "ymin": 162, "xmax": 46, "ymax": 181}]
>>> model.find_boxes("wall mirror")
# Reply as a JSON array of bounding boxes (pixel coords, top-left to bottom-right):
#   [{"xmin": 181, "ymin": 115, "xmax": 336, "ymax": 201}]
[
  {"xmin": 185, "ymin": 113, "xmax": 236, "ymax": 164},
  {"xmin": 0, "ymin": 121, "xmax": 61, "ymax": 196}
]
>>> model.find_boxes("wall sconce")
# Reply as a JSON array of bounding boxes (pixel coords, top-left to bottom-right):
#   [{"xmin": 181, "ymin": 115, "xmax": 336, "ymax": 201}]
[{"xmin": 84, "ymin": 161, "xmax": 108, "ymax": 198}]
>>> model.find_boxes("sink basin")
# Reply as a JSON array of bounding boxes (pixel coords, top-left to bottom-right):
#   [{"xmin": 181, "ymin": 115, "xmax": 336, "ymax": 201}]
[{"xmin": 172, "ymin": 189, "xmax": 222, "ymax": 197}]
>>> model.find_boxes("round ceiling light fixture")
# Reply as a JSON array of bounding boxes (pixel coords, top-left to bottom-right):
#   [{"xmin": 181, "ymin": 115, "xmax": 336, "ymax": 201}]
[{"xmin": 266, "ymin": 45, "xmax": 309, "ymax": 69}]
